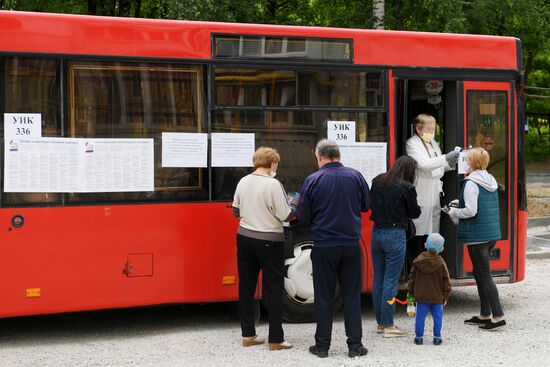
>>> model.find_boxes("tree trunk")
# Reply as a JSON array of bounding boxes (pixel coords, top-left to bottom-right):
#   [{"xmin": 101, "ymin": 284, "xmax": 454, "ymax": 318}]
[
  {"xmin": 266, "ymin": 0, "xmax": 278, "ymax": 23},
  {"xmin": 88, "ymin": 0, "xmax": 97, "ymax": 14},
  {"xmin": 118, "ymin": 0, "xmax": 131, "ymax": 17},
  {"xmin": 392, "ymin": 0, "xmax": 403, "ymax": 29},
  {"xmin": 134, "ymin": 0, "xmax": 141, "ymax": 17},
  {"xmin": 373, "ymin": 0, "xmax": 385, "ymax": 29}
]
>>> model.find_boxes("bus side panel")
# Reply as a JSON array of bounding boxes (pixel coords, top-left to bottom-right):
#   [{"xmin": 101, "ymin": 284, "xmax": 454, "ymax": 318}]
[
  {"xmin": 0, "ymin": 203, "xmax": 239, "ymax": 318},
  {"xmin": 516, "ymin": 210, "xmax": 527, "ymax": 282},
  {"xmin": 0, "ymin": 11, "xmax": 517, "ymax": 70},
  {"xmin": 462, "ymin": 239, "xmax": 511, "ymax": 273}
]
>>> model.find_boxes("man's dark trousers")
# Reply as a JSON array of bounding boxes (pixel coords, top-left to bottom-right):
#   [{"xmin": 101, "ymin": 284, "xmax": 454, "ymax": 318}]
[{"xmin": 311, "ymin": 245, "xmax": 363, "ymax": 351}]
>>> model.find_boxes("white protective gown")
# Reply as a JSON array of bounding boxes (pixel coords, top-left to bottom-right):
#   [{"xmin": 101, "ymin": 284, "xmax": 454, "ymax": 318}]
[{"xmin": 406, "ymin": 134, "xmax": 453, "ymax": 235}]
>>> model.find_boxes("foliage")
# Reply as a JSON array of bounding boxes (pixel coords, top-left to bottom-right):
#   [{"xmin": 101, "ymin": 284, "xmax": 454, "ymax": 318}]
[
  {"xmin": 1, "ymin": 0, "xmax": 549, "ymax": 159},
  {"xmin": 525, "ymin": 123, "xmax": 549, "ymax": 163},
  {"xmin": 311, "ymin": 0, "xmax": 372, "ymax": 29}
]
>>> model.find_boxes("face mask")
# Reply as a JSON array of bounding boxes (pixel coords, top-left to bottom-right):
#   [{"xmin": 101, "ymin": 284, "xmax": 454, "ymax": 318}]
[
  {"xmin": 270, "ymin": 171, "xmax": 277, "ymax": 178},
  {"xmin": 421, "ymin": 132, "xmax": 434, "ymax": 143}
]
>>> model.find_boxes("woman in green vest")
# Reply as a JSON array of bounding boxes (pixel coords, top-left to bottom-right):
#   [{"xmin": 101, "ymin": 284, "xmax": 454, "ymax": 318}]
[{"xmin": 447, "ymin": 147, "xmax": 506, "ymax": 331}]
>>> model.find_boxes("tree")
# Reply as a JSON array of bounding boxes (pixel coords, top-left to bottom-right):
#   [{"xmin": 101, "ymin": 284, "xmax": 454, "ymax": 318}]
[
  {"xmin": 86, "ymin": 0, "xmax": 142, "ymax": 17},
  {"xmin": 466, "ymin": 0, "xmax": 550, "ymax": 83},
  {"xmin": 373, "ymin": 0, "xmax": 384, "ymax": 29},
  {"xmin": 311, "ymin": 0, "xmax": 372, "ymax": 28},
  {"xmin": 2, "ymin": 0, "xmax": 548, "ymax": 119}
]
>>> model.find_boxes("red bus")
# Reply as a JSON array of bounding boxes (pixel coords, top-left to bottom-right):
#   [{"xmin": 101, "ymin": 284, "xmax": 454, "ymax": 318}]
[{"xmin": 0, "ymin": 11, "xmax": 527, "ymax": 322}]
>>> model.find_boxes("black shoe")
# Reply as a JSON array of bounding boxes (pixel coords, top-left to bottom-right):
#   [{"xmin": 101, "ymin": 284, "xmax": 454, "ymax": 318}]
[
  {"xmin": 309, "ymin": 345, "xmax": 329, "ymax": 358},
  {"xmin": 414, "ymin": 337, "xmax": 423, "ymax": 345},
  {"xmin": 479, "ymin": 320, "xmax": 506, "ymax": 331},
  {"xmin": 433, "ymin": 337, "xmax": 442, "ymax": 345},
  {"xmin": 348, "ymin": 346, "xmax": 368, "ymax": 358},
  {"xmin": 464, "ymin": 316, "xmax": 491, "ymax": 325}
]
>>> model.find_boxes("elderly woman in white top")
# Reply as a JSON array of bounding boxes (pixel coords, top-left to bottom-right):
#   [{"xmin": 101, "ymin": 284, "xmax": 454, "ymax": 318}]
[
  {"xmin": 406, "ymin": 114, "xmax": 460, "ymax": 266},
  {"xmin": 232, "ymin": 146, "xmax": 294, "ymax": 351}
]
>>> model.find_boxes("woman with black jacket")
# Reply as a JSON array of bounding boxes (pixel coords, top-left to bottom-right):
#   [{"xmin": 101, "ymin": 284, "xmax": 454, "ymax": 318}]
[{"xmin": 370, "ymin": 156, "xmax": 421, "ymax": 338}]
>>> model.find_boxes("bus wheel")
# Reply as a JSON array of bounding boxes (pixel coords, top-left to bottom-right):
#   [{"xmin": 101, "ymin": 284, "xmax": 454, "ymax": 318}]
[
  {"xmin": 282, "ymin": 234, "xmax": 316, "ymax": 323},
  {"xmin": 279, "ymin": 231, "xmax": 343, "ymax": 323}
]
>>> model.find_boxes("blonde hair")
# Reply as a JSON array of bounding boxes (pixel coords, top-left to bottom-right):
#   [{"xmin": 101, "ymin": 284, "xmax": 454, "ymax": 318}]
[
  {"xmin": 414, "ymin": 114, "xmax": 436, "ymax": 128},
  {"xmin": 467, "ymin": 147, "xmax": 490, "ymax": 171},
  {"xmin": 252, "ymin": 146, "xmax": 280, "ymax": 169}
]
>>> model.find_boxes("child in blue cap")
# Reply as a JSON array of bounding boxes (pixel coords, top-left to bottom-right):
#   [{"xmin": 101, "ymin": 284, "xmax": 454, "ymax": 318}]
[{"xmin": 408, "ymin": 233, "xmax": 452, "ymax": 345}]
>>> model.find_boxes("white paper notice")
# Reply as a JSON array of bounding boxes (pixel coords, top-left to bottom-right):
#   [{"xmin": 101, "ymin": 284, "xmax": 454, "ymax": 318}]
[
  {"xmin": 211, "ymin": 133, "xmax": 255, "ymax": 167},
  {"xmin": 81, "ymin": 139, "xmax": 154, "ymax": 193},
  {"xmin": 4, "ymin": 138, "xmax": 80, "ymax": 192},
  {"xmin": 458, "ymin": 151, "xmax": 469, "ymax": 174},
  {"xmin": 327, "ymin": 121, "xmax": 356, "ymax": 143},
  {"xmin": 4, "ymin": 113, "xmax": 42, "ymax": 139},
  {"xmin": 338, "ymin": 142, "xmax": 387, "ymax": 187},
  {"xmin": 162, "ymin": 132, "xmax": 207, "ymax": 168},
  {"xmin": 4, "ymin": 138, "xmax": 154, "ymax": 193}
]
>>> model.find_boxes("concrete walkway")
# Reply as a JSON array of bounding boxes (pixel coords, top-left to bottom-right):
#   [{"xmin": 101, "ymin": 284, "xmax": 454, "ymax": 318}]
[
  {"xmin": 526, "ymin": 170, "xmax": 550, "ymax": 258},
  {"xmin": 527, "ymin": 216, "xmax": 550, "ymax": 259},
  {"xmin": 527, "ymin": 172, "xmax": 550, "ymax": 187}
]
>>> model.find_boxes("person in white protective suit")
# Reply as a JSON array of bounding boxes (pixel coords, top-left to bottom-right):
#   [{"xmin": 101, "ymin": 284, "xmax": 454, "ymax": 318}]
[{"xmin": 405, "ymin": 114, "xmax": 460, "ymax": 268}]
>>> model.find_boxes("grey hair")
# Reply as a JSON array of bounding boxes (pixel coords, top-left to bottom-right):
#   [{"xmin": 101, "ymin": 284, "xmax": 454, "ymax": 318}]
[{"xmin": 315, "ymin": 139, "xmax": 340, "ymax": 160}]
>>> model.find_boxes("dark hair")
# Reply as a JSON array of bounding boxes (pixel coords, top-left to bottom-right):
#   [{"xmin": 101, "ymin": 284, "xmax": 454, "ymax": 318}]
[{"xmin": 375, "ymin": 156, "xmax": 417, "ymax": 187}]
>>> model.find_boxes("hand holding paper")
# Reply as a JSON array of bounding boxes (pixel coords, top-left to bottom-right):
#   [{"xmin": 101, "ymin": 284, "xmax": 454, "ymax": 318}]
[{"xmin": 457, "ymin": 150, "xmax": 469, "ymax": 174}]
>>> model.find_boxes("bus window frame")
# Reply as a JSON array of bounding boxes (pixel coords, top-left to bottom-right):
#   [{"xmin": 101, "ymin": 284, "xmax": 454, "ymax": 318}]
[
  {"xmin": 2, "ymin": 55, "xmax": 389, "ymax": 208},
  {"xmin": 211, "ymin": 63, "xmax": 386, "ymax": 111},
  {"xmin": 67, "ymin": 62, "xmax": 206, "ymax": 194}
]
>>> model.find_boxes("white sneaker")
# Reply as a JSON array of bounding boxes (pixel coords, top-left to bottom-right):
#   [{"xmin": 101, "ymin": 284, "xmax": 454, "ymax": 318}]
[{"xmin": 269, "ymin": 341, "xmax": 293, "ymax": 350}]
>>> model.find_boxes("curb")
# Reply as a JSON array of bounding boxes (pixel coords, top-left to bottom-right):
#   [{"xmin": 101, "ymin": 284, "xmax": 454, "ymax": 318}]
[
  {"xmin": 527, "ymin": 217, "xmax": 550, "ymax": 236},
  {"xmin": 527, "ymin": 251, "xmax": 550, "ymax": 259}
]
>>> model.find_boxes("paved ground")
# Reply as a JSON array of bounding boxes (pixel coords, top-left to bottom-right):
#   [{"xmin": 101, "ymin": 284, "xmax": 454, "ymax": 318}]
[
  {"xmin": 526, "ymin": 170, "xmax": 550, "ymax": 254},
  {"xmin": 0, "ymin": 259, "xmax": 548, "ymax": 367},
  {"xmin": 527, "ymin": 172, "xmax": 550, "ymax": 187}
]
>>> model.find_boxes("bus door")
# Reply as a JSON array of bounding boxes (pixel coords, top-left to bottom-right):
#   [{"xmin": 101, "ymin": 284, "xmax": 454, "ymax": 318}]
[
  {"xmin": 395, "ymin": 78, "xmax": 514, "ymax": 281},
  {"xmin": 395, "ymin": 78, "xmax": 461, "ymax": 277},
  {"xmin": 458, "ymin": 81, "xmax": 514, "ymax": 282}
]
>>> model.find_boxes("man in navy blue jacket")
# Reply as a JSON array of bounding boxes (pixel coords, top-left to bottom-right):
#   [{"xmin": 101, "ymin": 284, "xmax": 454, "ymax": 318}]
[{"xmin": 296, "ymin": 139, "xmax": 370, "ymax": 359}]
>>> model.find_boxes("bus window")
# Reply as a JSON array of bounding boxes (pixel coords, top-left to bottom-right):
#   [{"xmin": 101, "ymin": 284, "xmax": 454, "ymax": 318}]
[
  {"xmin": 215, "ymin": 69, "xmax": 297, "ymax": 107},
  {"xmin": 215, "ymin": 67, "xmax": 383, "ymax": 108},
  {"xmin": 211, "ymin": 110, "xmax": 387, "ymax": 199},
  {"xmin": 2, "ymin": 57, "xmax": 61, "ymax": 206},
  {"xmin": 297, "ymin": 70, "xmax": 383, "ymax": 107},
  {"xmin": 466, "ymin": 90, "xmax": 508, "ymax": 237},
  {"xmin": 212, "ymin": 66, "xmax": 386, "ymax": 200},
  {"xmin": 66, "ymin": 62, "xmax": 208, "ymax": 204}
]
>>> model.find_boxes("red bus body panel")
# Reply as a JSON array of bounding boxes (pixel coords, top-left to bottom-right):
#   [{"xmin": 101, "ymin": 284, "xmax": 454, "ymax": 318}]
[
  {"xmin": 1, "ymin": 203, "xmax": 239, "ymax": 317},
  {"xmin": 516, "ymin": 210, "xmax": 528, "ymax": 282},
  {"xmin": 0, "ymin": 11, "xmax": 517, "ymax": 69}
]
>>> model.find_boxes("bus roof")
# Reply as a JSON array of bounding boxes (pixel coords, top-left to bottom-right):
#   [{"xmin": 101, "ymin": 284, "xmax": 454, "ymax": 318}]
[{"xmin": 0, "ymin": 10, "xmax": 519, "ymax": 70}]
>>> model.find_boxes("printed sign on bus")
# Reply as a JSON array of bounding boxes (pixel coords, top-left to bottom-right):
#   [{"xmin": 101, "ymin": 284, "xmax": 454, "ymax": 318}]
[
  {"xmin": 4, "ymin": 113, "xmax": 42, "ymax": 139},
  {"xmin": 327, "ymin": 120, "xmax": 356, "ymax": 142}
]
